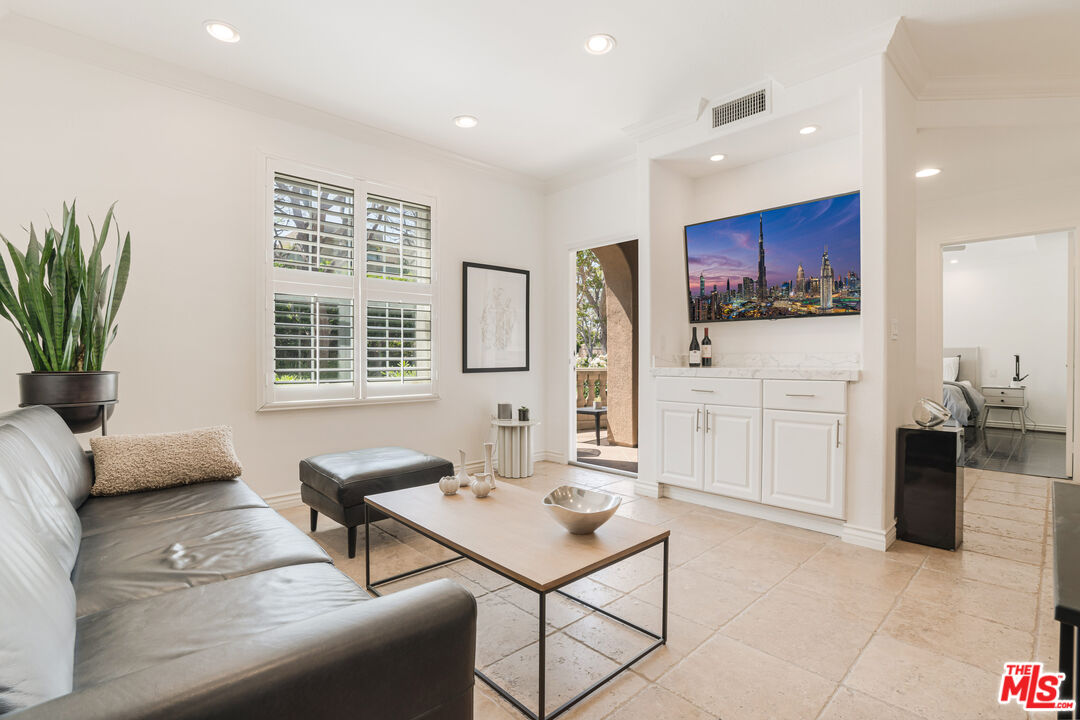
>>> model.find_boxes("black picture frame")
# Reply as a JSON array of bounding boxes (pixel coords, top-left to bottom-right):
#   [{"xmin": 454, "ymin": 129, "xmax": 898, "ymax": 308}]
[{"xmin": 462, "ymin": 262, "xmax": 530, "ymax": 373}]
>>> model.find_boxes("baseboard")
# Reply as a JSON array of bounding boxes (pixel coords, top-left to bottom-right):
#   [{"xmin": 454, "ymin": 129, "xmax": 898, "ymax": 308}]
[
  {"xmin": 661, "ymin": 485, "xmax": 845, "ymax": 538},
  {"xmin": 841, "ymin": 521, "xmax": 895, "ymax": 551},
  {"xmin": 264, "ymin": 489, "xmax": 302, "ymax": 511},
  {"xmin": 634, "ymin": 480, "xmax": 661, "ymax": 498},
  {"xmin": 462, "ymin": 450, "xmax": 562, "ymax": 474},
  {"xmin": 984, "ymin": 420, "xmax": 1065, "ymax": 433},
  {"xmin": 537, "ymin": 450, "xmax": 566, "ymax": 464}
]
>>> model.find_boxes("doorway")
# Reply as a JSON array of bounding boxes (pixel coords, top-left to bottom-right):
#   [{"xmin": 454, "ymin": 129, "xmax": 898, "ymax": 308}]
[
  {"xmin": 942, "ymin": 231, "xmax": 1074, "ymax": 479},
  {"xmin": 571, "ymin": 240, "xmax": 639, "ymax": 475}
]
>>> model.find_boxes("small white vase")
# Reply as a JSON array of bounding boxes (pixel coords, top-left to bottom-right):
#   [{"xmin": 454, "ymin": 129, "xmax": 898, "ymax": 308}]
[
  {"xmin": 482, "ymin": 441, "xmax": 496, "ymax": 490},
  {"xmin": 438, "ymin": 475, "xmax": 459, "ymax": 495},
  {"xmin": 470, "ymin": 475, "xmax": 492, "ymax": 498},
  {"xmin": 456, "ymin": 449, "xmax": 475, "ymax": 489}
]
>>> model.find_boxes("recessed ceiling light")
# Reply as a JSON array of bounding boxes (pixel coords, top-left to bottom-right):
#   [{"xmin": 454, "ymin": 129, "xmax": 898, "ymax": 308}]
[
  {"xmin": 585, "ymin": 34, "xmax": 617, "ymax": 55},
  {"xmin": 709, "ymin": 154, "xmax": 725, "ymax": 162},
  {"xmin": 453, "ymin": 115, "xmax": 479, "ymax": 129},
  {"xmin": 949, "ymin": 258, "xmax": 959, "ymax": 264},
  {"xmin": 799, "ymin": 125, "xmax": 819, "ymax": 135},
  {"xmin": 204, "ymin": 20, "xmax": 240, "ymax": 43},
  {"xmin": 916, "ymin": 167, "xmax": 942, "ymax": 178}
]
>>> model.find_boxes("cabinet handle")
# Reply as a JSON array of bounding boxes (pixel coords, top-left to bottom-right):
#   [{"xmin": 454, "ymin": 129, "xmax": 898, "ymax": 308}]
[
  {"xmin": 705, "ymin": 409, "xmax": 710, "ymax": 434},
  {"xmin": 785, "ymin": 393, "xmax": 817, "ymax": 397},
  {"xmin": 696, "ymin": 408, "xmax": 701, "ymax": 432},
  {"xmin": 836, "ymin": 419, "xmax": 841, "ymax": 448},
  {"xmin": 691, "ymin": 388, "xmax": 715, "ymax": 393}
]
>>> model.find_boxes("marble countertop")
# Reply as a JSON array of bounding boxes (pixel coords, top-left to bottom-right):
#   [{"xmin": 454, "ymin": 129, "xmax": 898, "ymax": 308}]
[
  {"xmin": 651, "ymin": 366, "xmax": 860, "ymax": 381},
  {"xmin": 650, "ymin": 352, "xmax": 861, "ymax": 381}
]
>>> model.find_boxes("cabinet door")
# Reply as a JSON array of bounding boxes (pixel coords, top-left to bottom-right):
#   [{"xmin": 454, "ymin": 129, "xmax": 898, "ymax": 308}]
[
  {"xmin": 657, "ymin": 401, "xmax": 703, "ymax": 489},
  {"xmin": 703, "ymin": 404, "xmax": 761, "ymax": 501},
  {"xmin": 762, "ymin": 409, "xmax": 845, "ymax": 518}
]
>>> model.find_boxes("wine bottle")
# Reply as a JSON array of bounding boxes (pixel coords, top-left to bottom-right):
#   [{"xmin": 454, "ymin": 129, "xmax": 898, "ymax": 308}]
[
  {"xmin": 701, "ymin": 327, "xmax": 712, "ymax": 367},
  {"xmin": 688, "ymin": 327, "xmax": 701, "ymax": 367}
]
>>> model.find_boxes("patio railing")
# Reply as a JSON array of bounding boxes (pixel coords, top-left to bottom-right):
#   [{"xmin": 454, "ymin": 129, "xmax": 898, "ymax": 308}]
[{"xmin": 575, "ymin": 368, "xmax": 608, "ymax": 431}]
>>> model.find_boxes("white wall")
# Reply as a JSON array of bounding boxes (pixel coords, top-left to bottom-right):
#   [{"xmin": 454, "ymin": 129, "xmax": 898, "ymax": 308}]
[
  {"xmin": 943, "ymin": 232, "xmax": 1069, "ymax": 430},
  {"xmin": 0, "ymin": 41, "xmax": 548, "ymax": 501},
  {"xmin": 668, "ymin": 136, "xmax": 863, "ymax": 359},
  {"xmin": 543, "ymin": 164, "xmax": 638, "ymax": 460}
]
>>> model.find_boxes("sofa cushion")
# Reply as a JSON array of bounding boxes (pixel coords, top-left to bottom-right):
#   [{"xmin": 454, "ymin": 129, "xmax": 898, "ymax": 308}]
[
  {"xmin": 0, "ymin": 405, "xmax": 93, "ymax": 508},
  {"xmin": 0, "ymin": 498, "xmax": 76, "ymax": 714},
  {"xmin": 74, "ymin": 563, "xmax": 367, "ymax": 689},
  {"xmin": 299, "ymin": 447, "xmax": 453, "ymax": 507},
  {"xmin": 0, "ymin": 425, "xmax": 82, "ymax": 574},
  {"xmin": 73, "ymin": 507, "xmax": 331, "ymax": 617},
  {"xmin": 78, "ymin": 479, "xmax": 267, "ymax": 537},
  {"xmin": 89, "ymin": 426, "xmax": 243, "ymax": 497}
]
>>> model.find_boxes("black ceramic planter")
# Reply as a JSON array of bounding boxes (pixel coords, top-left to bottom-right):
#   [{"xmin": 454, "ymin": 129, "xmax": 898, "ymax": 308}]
[
  {"xmin": 18, "ymin": 371, "xmax": 118, "ymax": 433},
  {"xmin": 518, "ymin": 409, "xmax": 529, "ymax": 421}
]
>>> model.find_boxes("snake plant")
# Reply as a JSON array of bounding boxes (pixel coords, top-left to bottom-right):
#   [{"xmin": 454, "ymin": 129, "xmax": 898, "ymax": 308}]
[{"xmin": 0, "ymin": 201, "xmax": 131, "ymax": 372}]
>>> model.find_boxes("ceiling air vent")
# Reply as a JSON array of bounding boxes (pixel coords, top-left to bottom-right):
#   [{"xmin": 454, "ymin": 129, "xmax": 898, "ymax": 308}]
[{"xmin": 711, "ymin": 87, "xmax": 769, "ymax": 129}]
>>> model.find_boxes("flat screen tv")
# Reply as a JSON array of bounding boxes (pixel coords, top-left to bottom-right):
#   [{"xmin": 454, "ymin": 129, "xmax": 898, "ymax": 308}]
[{"xmin": 684, "ymin": 191, "xmax": 860, "ymax": 323}]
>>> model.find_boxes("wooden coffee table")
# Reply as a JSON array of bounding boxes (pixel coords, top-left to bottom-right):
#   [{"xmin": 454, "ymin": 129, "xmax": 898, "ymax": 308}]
[{"xmin": 364, "ymin": 483, "xmax": 669, "ymax": 720}]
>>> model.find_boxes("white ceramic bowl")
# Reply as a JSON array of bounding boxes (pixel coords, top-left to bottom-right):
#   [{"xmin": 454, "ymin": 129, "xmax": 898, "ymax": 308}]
[{"xmin": 542, "ymin": 485, "xmax": 622, "ymax": 534}]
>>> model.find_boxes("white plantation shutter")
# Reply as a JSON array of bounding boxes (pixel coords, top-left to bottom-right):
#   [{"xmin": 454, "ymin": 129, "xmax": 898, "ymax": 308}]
[
  {"xmin": 365, "ymin": 195, "xmax": 432, "ymax": 282},
  {"xmin": 263, "ymin": 162, "xmax": 436, "ymax": 407},
  {"xmin": 274, "ymin": 294, "xmax": 354, "ymax": 385},
  {"xmin": 273, "ymin": 174, "xmax": 355, "ymax": 275},
  {"xmin": 365, "ymin": 301, "xmax": 432, "ymax": 384}
]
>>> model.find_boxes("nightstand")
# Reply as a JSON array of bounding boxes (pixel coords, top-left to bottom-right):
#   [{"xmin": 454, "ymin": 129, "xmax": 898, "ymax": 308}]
[{"xmin": 979, "ymin": 385, "xmax": 1028, "ymax": 433}]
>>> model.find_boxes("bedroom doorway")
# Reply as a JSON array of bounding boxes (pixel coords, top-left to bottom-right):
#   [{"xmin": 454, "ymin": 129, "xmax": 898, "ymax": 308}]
[{"xmin": 942, "ymin": 232, "xmax": 1073, "ymax": 479}]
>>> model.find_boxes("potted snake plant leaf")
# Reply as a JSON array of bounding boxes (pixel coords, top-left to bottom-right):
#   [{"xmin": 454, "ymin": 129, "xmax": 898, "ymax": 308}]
[{"xmin": 0, "ymin": 201, "xmax": 131, "ymax": 432}]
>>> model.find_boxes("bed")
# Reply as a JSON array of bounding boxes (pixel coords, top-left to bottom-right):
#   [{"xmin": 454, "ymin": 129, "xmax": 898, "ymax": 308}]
[{"xmin": 943, "ymin": 346, "xmax": 987, "ymax": 426}]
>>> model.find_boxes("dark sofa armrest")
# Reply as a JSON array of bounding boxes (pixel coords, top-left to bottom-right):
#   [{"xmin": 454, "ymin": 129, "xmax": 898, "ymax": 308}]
[{"xmin": 17, "ymin": 578, "xmax": 476, "ymax": 720}]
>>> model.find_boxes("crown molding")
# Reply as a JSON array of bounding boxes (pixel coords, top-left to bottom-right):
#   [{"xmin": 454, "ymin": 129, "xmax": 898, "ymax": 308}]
[
  {"xmin": 0, "ymin": 13, "xmax": 544, "ymax": 192},
  {"xmin": 621, "ymin": 110, "xmax": 697, "ymax": 143},
  {"xmin": 920, "ymin": 74, "xmax": 1080, "ymax": 101},
  {"xmin": 885, "ymin": 17, "xmax": 929, "ymax": 97}
]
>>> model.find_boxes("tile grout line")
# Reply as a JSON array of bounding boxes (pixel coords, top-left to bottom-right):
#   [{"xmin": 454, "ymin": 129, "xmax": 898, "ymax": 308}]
[{"xmin": 812, "ymin": 550, "xmax": 933, "ymax": 720}]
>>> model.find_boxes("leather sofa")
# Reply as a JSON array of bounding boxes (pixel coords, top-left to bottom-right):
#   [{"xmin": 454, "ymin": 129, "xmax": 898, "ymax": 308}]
[{"xmin": 0, "ymin": 406, "xmax": 477, "ymax": 719}]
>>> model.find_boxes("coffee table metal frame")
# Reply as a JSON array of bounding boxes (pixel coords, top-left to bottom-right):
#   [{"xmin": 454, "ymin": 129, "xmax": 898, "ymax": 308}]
[{"xmin": 363, "ymin": 502, "xmax": 669, "ymax": 720}]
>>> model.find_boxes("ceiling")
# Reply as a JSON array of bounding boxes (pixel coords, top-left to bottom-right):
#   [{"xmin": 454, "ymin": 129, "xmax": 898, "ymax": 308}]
[{"xmin": 2, "ymin": 0, "xmax": 1079, "ymax": 180}]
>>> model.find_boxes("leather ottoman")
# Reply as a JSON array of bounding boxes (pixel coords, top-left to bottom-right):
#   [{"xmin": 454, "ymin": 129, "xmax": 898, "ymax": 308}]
[{"xmin": 300, "ymin": 447, "xmax": 454, "ymax": 557}]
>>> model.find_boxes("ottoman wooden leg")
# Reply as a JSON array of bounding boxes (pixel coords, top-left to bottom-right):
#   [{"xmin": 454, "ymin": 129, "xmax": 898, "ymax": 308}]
[
  {"xmin": 348, "ymin": 526, "xmax": 357, "ymax": 558},
  {"xmin": 310, "ymin": 508, "xmax": 318, "ymax": 532}
]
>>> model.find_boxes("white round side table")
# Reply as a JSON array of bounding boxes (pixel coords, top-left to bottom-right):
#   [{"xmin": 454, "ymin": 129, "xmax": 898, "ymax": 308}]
[{"xmin": 491, "ymin": 418, "xmax": 540, "ymax": 478}]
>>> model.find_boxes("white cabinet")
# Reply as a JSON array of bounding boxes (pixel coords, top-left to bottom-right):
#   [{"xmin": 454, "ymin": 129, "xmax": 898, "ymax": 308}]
[
  {"xmin": 703, "ymin": 405, "xmax": 761, "ymax": 501},
  {"xmin": 656, "ymin": 400, "xmax": 762, "ymax": 501},
  {"xmin": 654, "ymin": 376, "xmax": 847, "ymax": 521},
  {"xmin": 657, "ymin": 401, "xmax": 702, "ymax": 489},
  {"xmin": 761, "ymin": 409, "xmax": 845, "ymax": 519}
]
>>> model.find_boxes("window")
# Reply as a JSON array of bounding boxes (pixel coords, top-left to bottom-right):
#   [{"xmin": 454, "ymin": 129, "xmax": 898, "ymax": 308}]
[{"xmin": 262, "ymin": 161, "xmax": 436, "ymax": 408}]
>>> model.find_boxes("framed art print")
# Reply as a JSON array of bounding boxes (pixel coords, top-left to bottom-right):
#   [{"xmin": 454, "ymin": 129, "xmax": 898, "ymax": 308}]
[{"xmin": 462, "ymin": 262, "xmax": 530, "ymax": 372}]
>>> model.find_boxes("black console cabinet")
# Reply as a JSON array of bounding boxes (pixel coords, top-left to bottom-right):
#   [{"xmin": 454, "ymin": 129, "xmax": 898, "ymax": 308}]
[{"xmin": 895, "ymin": 424, "xmax": 964, "ymax": 550}]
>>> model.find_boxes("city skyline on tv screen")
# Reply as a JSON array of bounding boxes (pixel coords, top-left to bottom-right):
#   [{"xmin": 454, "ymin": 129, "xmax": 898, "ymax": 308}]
[{"xmin": 684, "ymin": 192, "xmax": 861, "ymax": 322}]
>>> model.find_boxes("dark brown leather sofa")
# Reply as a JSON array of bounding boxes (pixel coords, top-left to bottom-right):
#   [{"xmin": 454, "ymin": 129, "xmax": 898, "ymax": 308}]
[{"xmin": 0, "ymin": 406, "xmax": 476, "ymax": 720}]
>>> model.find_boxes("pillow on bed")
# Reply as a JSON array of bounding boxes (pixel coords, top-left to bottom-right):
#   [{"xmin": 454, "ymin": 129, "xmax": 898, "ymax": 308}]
[{"xmin": 943, "ymin": 356, "xmax": 960, "ymax": 382}]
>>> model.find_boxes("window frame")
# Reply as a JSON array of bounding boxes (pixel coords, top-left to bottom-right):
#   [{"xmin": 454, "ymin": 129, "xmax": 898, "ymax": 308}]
[{"xmin": 257, "ymin": 158, "xmax": 439, "ymax": 411}]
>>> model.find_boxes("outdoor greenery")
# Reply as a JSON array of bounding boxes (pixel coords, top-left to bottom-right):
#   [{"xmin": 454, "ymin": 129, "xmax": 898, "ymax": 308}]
[
  {"xmin": 576, "ymin": 249, "xmax": 606, "ymax": 366},
  {"xmin": 0, "ymin": 201, "xmax": 131, "ymax": 372}
]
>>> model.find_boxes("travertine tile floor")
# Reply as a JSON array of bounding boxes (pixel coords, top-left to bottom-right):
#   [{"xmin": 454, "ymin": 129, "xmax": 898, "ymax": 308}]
[{"xmin": 281, "ymin": 463, "xmax": 1061, "ymax": 720}]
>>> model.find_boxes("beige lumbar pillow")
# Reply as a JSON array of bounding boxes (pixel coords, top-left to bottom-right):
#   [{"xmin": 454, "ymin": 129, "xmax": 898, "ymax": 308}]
[{"xmin": 89, "ymin": 426, "xmax": 243, "ymax": 496}]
